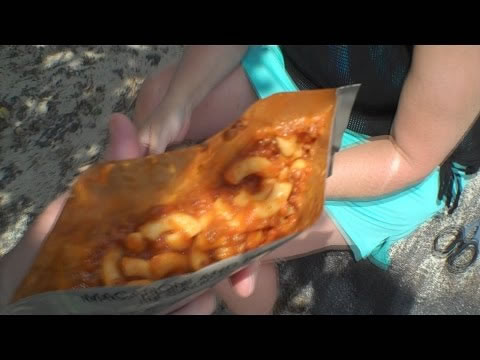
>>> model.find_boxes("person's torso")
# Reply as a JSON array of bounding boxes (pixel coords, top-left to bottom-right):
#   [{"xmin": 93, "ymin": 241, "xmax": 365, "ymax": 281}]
[{"xmin": 281, "ymin": 45, "xmax": 414, "ymax": 136}]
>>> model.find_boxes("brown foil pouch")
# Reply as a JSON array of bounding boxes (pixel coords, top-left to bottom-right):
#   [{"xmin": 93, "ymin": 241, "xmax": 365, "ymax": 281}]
[{"xmin": 3, "ymin": 85, "xmax": 359, "ymax": 314}]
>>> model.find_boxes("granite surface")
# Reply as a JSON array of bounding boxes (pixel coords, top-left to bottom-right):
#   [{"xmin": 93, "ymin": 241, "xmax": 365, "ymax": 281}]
[{"xmin": 1, "ymin": 45, "xmax": 479, "ymax": 314}]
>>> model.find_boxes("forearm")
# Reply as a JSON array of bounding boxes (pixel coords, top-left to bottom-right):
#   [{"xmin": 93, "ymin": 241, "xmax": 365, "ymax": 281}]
[
  {"xmin": 325, "ymin": 135, "xmax": 426, "ymax": 200},
  {"xmin": 164, "ymin": 45, "xmax": 249, "ymax": 109},
  {"xmin": 327, "ymin": 45, "xmax": 480, "ymax": 200}
]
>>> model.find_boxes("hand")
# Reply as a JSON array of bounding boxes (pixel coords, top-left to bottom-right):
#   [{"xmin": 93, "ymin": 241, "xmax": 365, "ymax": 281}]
[
  {"xmin": 0, "ymin": 113, "xmax": 216, "ymax": 315},
  {"xmin": 137, "ymin": 99, "xmax": 192, "ymax": 155}
]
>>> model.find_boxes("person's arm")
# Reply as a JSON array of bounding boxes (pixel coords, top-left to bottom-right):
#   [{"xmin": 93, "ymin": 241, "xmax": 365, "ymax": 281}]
[
  {"xmin": 137, "ymin": 45, "xmax": 249, "ymax": 153},
  {"xmin": 326, "ymin": 45, "xmax": 480, "ymax": 200},
  {"xmin": 163, "ymin": 45, "xmax": 249, "ymax": 110}
]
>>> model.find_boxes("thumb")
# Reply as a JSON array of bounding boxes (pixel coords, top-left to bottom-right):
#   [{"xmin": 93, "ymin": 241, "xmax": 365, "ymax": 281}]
[
  {"xmin": 138, "ymin": 121, "xmax": 170, "ymax": 155},
  {"xmin": 104, "ymin": 113, "xmax": 145, "ymax": 161},
  {"xmin": 229, "ymin": 262, "xmax": 260, "ymax": 298},
  {"xmin": 137, "ymin": 109, "xmax": 191, "ymax": 155}
]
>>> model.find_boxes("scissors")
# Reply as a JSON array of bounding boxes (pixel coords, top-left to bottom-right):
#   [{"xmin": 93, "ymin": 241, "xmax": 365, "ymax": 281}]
[{"xmin": 433, "ymin": 220, "xmax": 480, "ymax": 273}]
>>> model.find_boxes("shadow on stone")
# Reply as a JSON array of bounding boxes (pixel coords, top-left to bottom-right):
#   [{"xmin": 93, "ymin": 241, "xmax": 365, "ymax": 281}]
[{"xmin": 274, "ymin": 250, "xmax": 416, "ymax": 315}]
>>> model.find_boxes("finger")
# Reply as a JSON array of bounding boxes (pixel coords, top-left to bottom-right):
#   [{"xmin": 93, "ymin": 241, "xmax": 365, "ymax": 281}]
[
  {"xmin": 170, "ymin": 290, "xmax": 217, "ymax": 315},
  {"xmin": 229, "ymin": 262, "xmax": 260, "ymax": 298},
  {"xmin": 104, "ymin": 113, "xmax": 145, "ymax": 161},
  {"xmin": 138, "ymin": 122, "xmax": 169, "ymax": 155},
  {"xmin": 172, "ymin": 115, "xmax": 190, "ymax": 143},
  {"xmin": 214, "ymin": 263, "xmax": 278, "ymax": 315}
]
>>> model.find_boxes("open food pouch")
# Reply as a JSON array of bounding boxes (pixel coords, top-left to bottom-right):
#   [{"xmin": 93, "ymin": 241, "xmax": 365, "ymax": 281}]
[{"xmin": 1, "ymin": 85, "xmax": 360, "ymax": 314}]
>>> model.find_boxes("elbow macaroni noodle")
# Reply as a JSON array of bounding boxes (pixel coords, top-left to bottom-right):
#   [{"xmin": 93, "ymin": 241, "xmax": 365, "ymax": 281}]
[{"xmin": 98, "ymin": 134, "xmax": 314, "ymax": 284}]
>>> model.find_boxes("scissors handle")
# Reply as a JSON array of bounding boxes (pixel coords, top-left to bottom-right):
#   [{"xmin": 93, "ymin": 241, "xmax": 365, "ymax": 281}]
[{"xmin": 446, "ymin": 241, "xmax": 479, "ymax": 273}]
